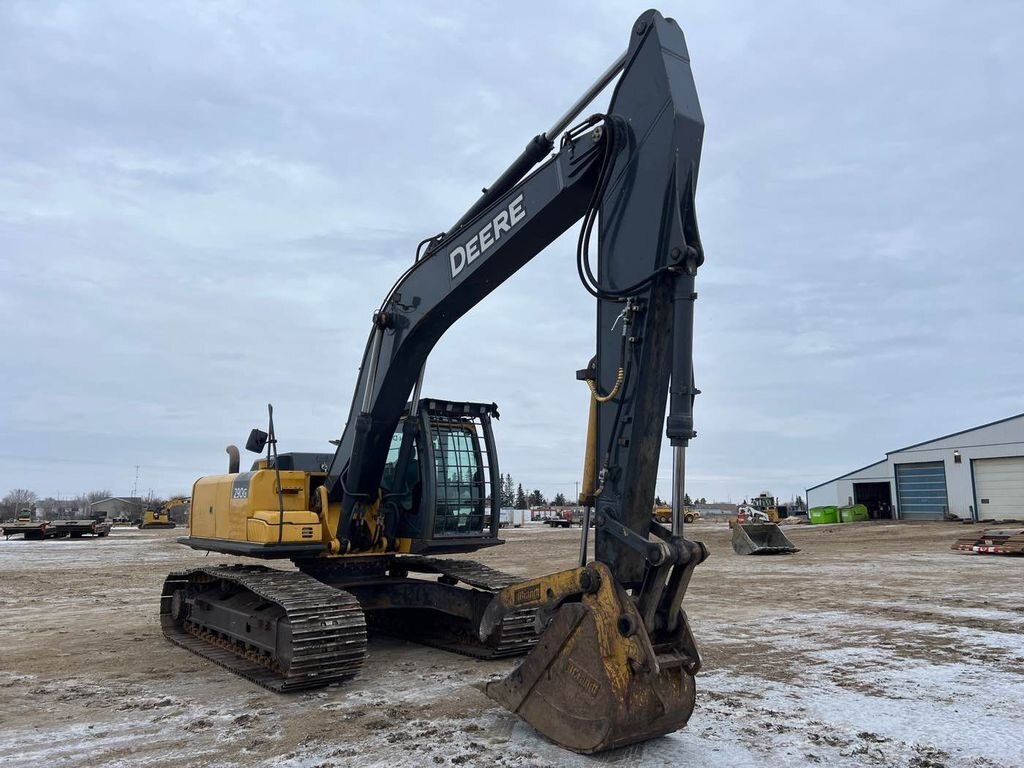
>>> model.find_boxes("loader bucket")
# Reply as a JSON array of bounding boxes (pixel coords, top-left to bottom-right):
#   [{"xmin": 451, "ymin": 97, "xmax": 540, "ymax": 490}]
[
  {"xmin": 485, "ymin": 562, "xmax": 697, "ymax": 754},
  {"xmin": 952, "ymin": 528, "xmax": 1024, "ymax": 555},
  {"xmin": 731, "ymin": 523, "xmax": 799, "ymax": 555}
]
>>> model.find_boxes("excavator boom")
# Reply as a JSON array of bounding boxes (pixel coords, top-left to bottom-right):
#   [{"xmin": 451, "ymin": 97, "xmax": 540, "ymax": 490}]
[
  {"xmin": 324, "ymin": 10, "xmax": 710, "ymax": 752},
  {"xmin": 163, "ymin": 8, "xmax": 711, "ymax": 756},
  {"xmin": 327, "ymin": 10, "xmax": 705, "ymax": 584}
]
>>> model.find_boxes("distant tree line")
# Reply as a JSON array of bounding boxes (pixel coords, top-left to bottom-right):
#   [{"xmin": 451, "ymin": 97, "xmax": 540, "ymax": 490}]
[
  {"xmin": 496, "ymin": 474, "xmax": 574, "ymax": 510},
  {"xmin": 1, "ymin": 488, "xmax": 189, "ymax": 520}
]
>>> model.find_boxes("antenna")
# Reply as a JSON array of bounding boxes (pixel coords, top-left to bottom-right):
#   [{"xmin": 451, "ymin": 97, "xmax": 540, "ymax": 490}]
[{"xmin": 267, "ymin": 404, "xmax": 285, "ymax": 544}]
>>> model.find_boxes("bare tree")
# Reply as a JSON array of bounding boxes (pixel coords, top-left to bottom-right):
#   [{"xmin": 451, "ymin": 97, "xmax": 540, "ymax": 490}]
[
  {"xmin": 37, "ymin": 496, "xmax": 73, "ymax": 518},
  {"xmin": 2, "ymin": 489, "xmax": 38, "ymax": 517},
  {"xmin": 72, "ymin": 489, "xmax": 115, "ymax": 519}
]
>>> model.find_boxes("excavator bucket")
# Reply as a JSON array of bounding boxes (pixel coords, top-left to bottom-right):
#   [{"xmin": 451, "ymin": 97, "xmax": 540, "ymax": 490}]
[
  {"xmin": 952, "ymin": 528, "xmax": 1024, "ymax": 555},
  {"xmin": 485, "ymin": 562, "xmax": 697, "ymax": 754},
  {"xmin": 731, "ymin": 523, "xmax": 799, "ymax": 555}
]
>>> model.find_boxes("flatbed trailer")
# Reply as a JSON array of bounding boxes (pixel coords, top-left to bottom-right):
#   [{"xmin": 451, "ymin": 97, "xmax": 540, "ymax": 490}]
[
  {"xmin": 952, "ymin": 527, "xmax": 1024, "ymax": 555},
  {"xmin": 53, "ymin": 520, "xmax": 113, "ymax": 538},
  {"xmin": 2, "ymin": 519, "xmax": 113, "ymax": 540},
  {"xmin": 2, "ymin": 521, "xmax": 55, "ymax": 540}
]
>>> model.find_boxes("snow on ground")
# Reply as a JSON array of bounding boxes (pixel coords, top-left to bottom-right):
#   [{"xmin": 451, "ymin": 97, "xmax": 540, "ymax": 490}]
[{"xmin": 0, "ymin": 523, "xmax": 1021, "ymax": 767}]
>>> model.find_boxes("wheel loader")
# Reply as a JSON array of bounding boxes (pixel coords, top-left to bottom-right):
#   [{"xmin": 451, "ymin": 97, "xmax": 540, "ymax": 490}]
[
  {"xmin": 161, "ymin": 10, "xmax": 712, "ymax": 754},
  {"xmin": 655, "ymin": 503, "xmax": 699, "ymax": 524}
]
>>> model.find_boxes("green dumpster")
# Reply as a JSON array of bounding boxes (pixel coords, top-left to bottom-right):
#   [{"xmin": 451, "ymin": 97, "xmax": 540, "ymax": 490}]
[
  {"xmin": 809, "ymin": 506, "xmax": 839, "ymax": 525},
  {"xmin": 839, "ymin": 504, "xmax": 869, "ymax": 523}
]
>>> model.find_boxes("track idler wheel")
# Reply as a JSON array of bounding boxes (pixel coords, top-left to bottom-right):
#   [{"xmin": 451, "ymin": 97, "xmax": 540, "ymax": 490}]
[
  {"xmin": 485, "ymin": 562, "xmax": 696, "ymax": 754},
  {"xmin": 169, "ymin": 589, "xmax": 187, "ymax": 622}
]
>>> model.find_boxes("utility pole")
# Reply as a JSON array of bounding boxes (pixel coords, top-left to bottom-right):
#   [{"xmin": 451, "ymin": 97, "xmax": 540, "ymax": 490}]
[{"xmin": 132, "ymin": 465, "xmax": 140, "ymax": 520}]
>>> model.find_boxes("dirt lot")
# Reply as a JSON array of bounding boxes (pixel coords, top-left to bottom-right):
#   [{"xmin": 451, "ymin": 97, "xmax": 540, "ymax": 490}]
[{"xmin": 1, "ymin": 522, "xmax": 1021, "ymax": 767}]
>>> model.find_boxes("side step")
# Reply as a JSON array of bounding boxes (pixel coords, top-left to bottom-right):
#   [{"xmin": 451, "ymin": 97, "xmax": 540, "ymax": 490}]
[{"xmin": 161, "ymin": 565, "xmax": 367, "ymax": 692}]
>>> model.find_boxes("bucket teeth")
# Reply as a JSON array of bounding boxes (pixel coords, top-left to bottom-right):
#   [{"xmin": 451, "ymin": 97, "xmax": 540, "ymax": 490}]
[{"xmin": 485, "ymin": 562, "xmax": 696, "ymax": 754}]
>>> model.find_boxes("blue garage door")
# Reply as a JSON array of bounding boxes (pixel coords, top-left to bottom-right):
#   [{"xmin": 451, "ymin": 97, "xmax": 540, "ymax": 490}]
[{"xmin": 895, "ymin": 462, "xmax": 948, "ymax": 520}]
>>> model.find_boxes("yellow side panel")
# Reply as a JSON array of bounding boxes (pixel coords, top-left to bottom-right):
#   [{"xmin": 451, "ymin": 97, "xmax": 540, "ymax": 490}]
[
  {"xmin": 190, "ymin": 470, "xmax": 315, "ymax": 545},
  {"xmin": 249, "ymin": 472, "xmax": 309, "ymax": 511},
  {"xmin": 245, "ymin": 517, "xmax": 321, "ymax": 544},
  {"xmin": 216, "ymin": 476, "xmax": 236, "ymax": 540},
  {"xmin": 190, "ymin": 475, "xmax": 232, "ymax": 538},
  {"xmin": 249, "ymin": 510, "xmax": 320, "ymax": 526}
]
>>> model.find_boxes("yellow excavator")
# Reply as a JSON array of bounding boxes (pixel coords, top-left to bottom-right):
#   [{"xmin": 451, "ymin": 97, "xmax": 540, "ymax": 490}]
[
  {"xmin": 160, "ymin": 10, "xmax": 710, "ymax": 754},
  {"xmin": 139, "ymin": 496, "xmax": 190, "ymax": 529}
]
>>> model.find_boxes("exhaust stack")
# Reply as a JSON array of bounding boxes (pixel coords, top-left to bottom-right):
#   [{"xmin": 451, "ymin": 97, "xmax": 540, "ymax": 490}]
[{"xmin": 226, "ymin": 445, "xmax": 240, "ymax": 474}]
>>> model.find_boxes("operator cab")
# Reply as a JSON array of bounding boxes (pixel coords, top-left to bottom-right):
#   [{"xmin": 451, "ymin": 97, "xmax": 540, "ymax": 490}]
[
  {"xmin": 379, "ymin": 399, "xmax": 499, "ymax": 542},
  {"xmin": 180, "ymin": 399, "xmax": 502, "ymax": 558}
]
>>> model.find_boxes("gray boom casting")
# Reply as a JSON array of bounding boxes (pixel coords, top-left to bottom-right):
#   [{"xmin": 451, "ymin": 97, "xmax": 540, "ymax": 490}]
[{"xmin": 327, "ymin": 9, "xmax": 705, "ymax": 588}]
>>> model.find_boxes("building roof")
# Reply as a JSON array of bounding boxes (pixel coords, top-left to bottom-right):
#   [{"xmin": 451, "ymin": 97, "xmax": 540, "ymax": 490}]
[
  {"xmin": 807, "ymin": 412, "xmax": 1024, "ymax": 493},
  {"xmin": 885, "ymin": 411, "xmax": 1024, "ymax": 455},
  {"xmin": 806, "ymin": 459, "xmax": 887, "ymax": 493},
  {"xmin": 89, "ymin": 496, "xmax": 143, "ymax": 507}
]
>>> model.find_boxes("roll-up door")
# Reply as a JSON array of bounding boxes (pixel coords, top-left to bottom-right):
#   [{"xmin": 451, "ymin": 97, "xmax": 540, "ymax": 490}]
[
  {"xmin": 895, "ymin": 462, "xmax": 948, "ymax": 520},
  {"xmin": 973, "ymin": 457, "xmax": 1024, "ymax": 521}
]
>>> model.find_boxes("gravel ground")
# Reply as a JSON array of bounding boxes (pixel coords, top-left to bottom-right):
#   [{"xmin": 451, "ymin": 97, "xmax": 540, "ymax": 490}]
[{"xmin": 1, "ymin": 521, "xmax": 1021, "ymax": 767}]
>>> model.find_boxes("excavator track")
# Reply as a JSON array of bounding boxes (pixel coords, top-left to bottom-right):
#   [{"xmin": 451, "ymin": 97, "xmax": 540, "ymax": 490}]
[
  {"xmin": 303, "ymin": 556, "xmax": 541, "ymax": 660},
  {"xmin": 366, "ymin": 608, "xmax": 537, "ymax": 659},
  {"xmin": 161, "ymin": 565, "xmax": 367, "ymax": 692},
  {"xmin": 395, "ymin": 557, "xmax": 539, "ymax": 659}
]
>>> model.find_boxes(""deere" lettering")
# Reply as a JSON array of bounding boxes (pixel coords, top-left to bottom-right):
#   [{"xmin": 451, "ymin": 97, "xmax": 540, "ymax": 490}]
[
  {"xmin": 565, "ymin": 659, "xmax": 601, "ymax": 698},
  {"xmin": 513, "ymin": 583, "xmax": 541, "ymax": 606},
  {"xmin": 448, "ymin": 194, "xmax": 526, "ymax": 279}
]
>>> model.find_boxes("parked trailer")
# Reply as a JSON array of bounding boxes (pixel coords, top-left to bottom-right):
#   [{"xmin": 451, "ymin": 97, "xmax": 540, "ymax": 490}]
[
  {"xmin": 952, "ymin": 527, "xmax": 1024, "ymax": 555},
  {"xmin": 499, "ymin": 508, "xmax": 528, "ymax": 528},
  {"xmin": 2, "ymin": 520, "xmax": 55, "ymax": 540},
  {"xmin": 53, "ymin": 519, "xmax": 113, "ymax": 538},
  {"xmin": 2, "ymin": 519, "xmax": 113, "ymax": 540}
]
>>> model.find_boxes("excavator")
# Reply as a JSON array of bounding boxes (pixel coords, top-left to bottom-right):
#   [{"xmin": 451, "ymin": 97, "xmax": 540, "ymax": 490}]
[
  {"xmin": 139, "ymin": 497, "xmax": 190, "ymax": 529},
  {"xmin": 160, "ymin": 10, "xmax": 709, "ymax": 754}
]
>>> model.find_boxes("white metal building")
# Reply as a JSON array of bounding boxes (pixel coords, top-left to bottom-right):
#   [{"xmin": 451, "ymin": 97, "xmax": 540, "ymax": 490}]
[{"xmin": 806, "ymin": 413, "xmax": 1024, "ymax": 522}]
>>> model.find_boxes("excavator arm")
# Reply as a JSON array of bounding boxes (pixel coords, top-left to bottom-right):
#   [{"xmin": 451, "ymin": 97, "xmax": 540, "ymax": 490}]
[
  {"xmin": 328, "ymin": 10, "xmax": 704, "ymax": 568},
  {"xmin": 320, "ymin": 10, "xmax": 709, "ymax": 752},
  {"xmin": 325, "ymin": 122, "xmax": 605, "ymax": 518}
]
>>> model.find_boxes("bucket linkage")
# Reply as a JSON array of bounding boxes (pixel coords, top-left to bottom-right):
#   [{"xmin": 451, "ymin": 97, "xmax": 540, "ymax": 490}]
[{"xmin": 480, "ymin": 531, "xmax": 708, "ymax": 754}]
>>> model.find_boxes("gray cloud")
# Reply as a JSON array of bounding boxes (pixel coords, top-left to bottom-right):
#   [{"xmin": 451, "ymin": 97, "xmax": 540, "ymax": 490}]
[{"xmin": 2, "ymin": 1, "xmax": 1022, "ymax": 503}]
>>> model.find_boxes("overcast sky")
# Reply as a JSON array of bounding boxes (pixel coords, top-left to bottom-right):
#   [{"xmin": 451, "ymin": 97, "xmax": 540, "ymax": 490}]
[{"xmin": 2, "ymin": 1, "xmax": 1022, "ymax": 505}]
